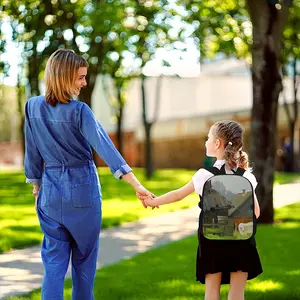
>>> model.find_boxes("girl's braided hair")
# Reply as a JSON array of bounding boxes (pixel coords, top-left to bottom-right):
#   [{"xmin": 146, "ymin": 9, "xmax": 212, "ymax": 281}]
[{"xmin": 212, "ymin": 120, "xmax": 249, "ymax": 170}]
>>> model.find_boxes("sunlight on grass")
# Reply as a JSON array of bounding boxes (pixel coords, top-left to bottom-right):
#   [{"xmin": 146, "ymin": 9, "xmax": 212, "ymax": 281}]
[
  {"xmin": 286, "ymin": 270, "xmax": 300, "ymax": 276},
  {"xmin": 275, "ymin": 222, "xmax": 300, "ymax": 229},
  {"xmin": 157, "ymin": 279, "xmax": 188, "ymax": 288},
  {"xmin": 1, "ymin": 168, "xmax": 299, "ymax": 254},
  {"xmin": 0, "ymin": 167, "xmax": 197, "ymax": 253},
  {"xmin": 248, "ymin": 280, "xmax": 283, "ymax": 292},
  {"xmin": 7, "ymin": 203, "xmax": 300, "ymax": 300},
  {"xmin": 274, "ymin": 171, "xmax": 300, "ymax": 185}
]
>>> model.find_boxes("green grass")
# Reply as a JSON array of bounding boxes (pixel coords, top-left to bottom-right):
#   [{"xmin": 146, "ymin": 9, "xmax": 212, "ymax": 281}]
[
  {"xmin": 274, "ymin": 171, "xmax": 300, "ymax": 185},
  {"xmin": 1, "ymin": 168, "xmax": 299, "ymax": 254},
  {"xmin": 0, "ymin": 168, "xmax": 197, "ymax": 253},
  {"xmin": 7, "ymin": 202, "xmax": 300, "ymax": 300}
]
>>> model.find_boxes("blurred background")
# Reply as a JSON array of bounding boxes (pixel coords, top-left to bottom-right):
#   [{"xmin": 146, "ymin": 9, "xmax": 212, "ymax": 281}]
[
  {"xmin": 0, "ymin": 1, "xmax": 300, "ymax": 299},
  {"xmin": 0, "ymin": 0, "xmax": 299, "ymax": 222}
]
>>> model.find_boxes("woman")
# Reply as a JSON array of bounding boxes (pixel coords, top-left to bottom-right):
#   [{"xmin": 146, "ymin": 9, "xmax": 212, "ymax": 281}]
[{"xmin": 24, "ymin": 48, "xmax": 153, "ymax": 299}]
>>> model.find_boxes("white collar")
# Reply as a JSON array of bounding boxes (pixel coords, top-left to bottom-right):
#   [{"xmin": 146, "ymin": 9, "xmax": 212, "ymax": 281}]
[{"xmin": 213, "ymin": 159, "xmax": 226, "ymax": 168}]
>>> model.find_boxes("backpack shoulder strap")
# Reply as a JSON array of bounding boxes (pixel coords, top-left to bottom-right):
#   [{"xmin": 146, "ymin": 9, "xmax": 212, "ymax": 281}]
[{"xmin": 203, "ymin": 167, "xmax": 222, "ymax": 175}]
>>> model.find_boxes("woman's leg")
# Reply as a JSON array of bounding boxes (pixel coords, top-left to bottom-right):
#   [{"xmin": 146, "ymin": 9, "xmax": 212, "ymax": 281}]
[
  {"xmin": 228, "ymin": 271, "xmax": 248, "ymax": 300},
  {"xmin": 66, "ymin": 208, "xmax": 101, "ymax": 300},
  {"xmin": 205, "ymin": 272, "xmax": 222, "ymax": 300},
  {"xmin": 71, "ymin": 237, "xmax": 99, "ymax": 300},
  {"xmin": 38, "ymin": 208, "xmax": 71, "ymax": 300}
]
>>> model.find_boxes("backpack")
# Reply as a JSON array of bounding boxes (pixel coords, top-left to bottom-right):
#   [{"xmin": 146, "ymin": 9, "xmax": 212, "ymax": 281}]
[{"xmin": 199, "ymin": 164, "xmax": 255, "ymax": 241}]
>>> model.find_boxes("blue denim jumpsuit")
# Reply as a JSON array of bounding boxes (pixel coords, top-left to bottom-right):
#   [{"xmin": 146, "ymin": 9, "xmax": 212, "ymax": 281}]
[{"xmin": 24, "ymin": 96, "xmax": 132, "ymax": 300}]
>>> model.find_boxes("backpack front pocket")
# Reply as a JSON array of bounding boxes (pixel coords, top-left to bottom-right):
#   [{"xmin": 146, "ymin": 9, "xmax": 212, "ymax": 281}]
[{"xmin": 71, "ymin": 182, "xmax": 93, "ymax": 208}]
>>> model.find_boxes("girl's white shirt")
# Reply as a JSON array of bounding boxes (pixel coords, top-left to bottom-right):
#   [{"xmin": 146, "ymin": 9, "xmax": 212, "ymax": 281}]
[{"xmin": 192, "ymin": 159, "xmax": 258, "ymax": 196}]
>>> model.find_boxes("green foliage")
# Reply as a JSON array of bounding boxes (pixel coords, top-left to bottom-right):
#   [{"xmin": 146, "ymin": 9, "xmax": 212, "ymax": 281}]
[
  {"xmin": 184, "ymin": 0, "xmax": 251, "ymax": 62},
  {"xmin": 183, "ymin": 0, "xmax": 299, "ymax": 68},
  {"xmin": 8, "ymin": 202, "xmax": 300, "ymax": 300},
  {"xmin": 282, "ymin": 0, "xmax": 300, "ymax": 65},
  {"xmin": 2, "ymin": 0, "xmax": 178, "ymax": 100}
]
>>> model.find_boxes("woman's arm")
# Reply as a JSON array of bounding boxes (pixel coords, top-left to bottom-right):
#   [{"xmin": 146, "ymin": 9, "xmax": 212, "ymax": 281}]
[
  {"xmin": 24, "ymin": 101, "xmax": 43, "ymax": 186},
  {"xmin": 79, "ymin": 103, "xmax": 132, "ymax": 180},
  {"xmin": 145, "ymin": 181, "xmax": 195, "ymax": 207}
]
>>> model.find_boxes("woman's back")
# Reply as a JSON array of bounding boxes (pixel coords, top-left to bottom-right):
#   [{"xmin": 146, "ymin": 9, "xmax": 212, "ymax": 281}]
[{"xmin": 25, "ymin": 96, "xmax": 92, "ymax": 166}]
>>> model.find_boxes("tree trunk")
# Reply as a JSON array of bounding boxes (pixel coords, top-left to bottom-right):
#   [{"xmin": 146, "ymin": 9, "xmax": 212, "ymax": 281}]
[
  {"xmin": 116, "ymin": 86, "xmax": 124, "ymax": 155},
  {"xmin": 145, "ymin": 122, "xmax": 153, "ymax": 179},
  {"xmin": 27, "ymin": 53, "xmax": 41, "ymax": 96},
  {"xmin": 248, "ymin": 0, "xmax": 290, "ymax": 223},
  {"xmin": 17, "ymin": 83, "xmax": 25, "ymax": 165},
  {"xmin": 141, "ymin": 75, "xmax": 153, "ymax": 179}
]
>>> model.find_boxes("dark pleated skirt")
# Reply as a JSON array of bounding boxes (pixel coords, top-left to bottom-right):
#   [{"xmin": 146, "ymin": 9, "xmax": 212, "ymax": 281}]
[{"xmin": 196, "ymin": 234, "xmax": 263, "ymax": 284}]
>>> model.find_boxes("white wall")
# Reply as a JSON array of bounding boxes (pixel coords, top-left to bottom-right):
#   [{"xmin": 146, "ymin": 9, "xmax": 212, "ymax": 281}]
[{"xmin": 91, "ymin": 73, "xmax": 297, "ymax": 138}]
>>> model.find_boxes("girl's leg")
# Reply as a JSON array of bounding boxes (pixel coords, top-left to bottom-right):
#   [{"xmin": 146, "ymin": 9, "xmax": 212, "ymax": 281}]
[
  {"xmin": 205, "ymin": 272, "xmax": 222, "ymax": 300},
  {"xmin": 228, "ymin": 271, "xmax": 248, "ymax": 300}
]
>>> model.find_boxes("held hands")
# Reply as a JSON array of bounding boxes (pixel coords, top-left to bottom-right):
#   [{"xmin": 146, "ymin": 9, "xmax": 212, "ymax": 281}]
[
  {"xmin": 135, "ymin": 185, "xmax": 159, "ymax": 209},
  {"xmin": 144, "ymin": 195, "xmax": 159, "ymax": 208}
]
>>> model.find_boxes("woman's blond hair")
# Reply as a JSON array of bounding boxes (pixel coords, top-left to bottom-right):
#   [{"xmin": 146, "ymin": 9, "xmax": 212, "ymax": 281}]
[
  {"xmin": 44, "ymin": 49, "xmax": 88, "ymax": 106},
  {"xmin": 212, "ymin": 120, "xmax": 249, "ymax": 170}
]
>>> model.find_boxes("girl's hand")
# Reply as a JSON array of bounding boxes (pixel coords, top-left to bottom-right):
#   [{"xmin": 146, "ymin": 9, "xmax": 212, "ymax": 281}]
[
  {"xmin": 135, "ymin": 185, "xmax": 155, "ymax": 208},
  {"xmin": 135, "ymin": 185, "xmax": 159, "ymax": 209},
  {"xmin": 144, "ymin": 196, "xmax": 159, "ymax": 208}
]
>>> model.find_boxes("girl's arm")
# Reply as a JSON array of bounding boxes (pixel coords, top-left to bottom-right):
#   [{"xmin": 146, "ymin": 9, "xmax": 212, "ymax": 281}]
[
  {"xmin": 145, "ymin": 181, "xmax": 195, "ymax": 207},
  {"xmin": 254, "ymin": 192, "xmax": 260, "ymax": 219}
]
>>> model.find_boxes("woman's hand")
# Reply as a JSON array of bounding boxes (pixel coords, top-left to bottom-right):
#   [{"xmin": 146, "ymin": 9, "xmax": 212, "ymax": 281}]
[
  {"xmin": 135, "ymin": 185, "xmax": 158, "ymax": 209},
  {"xmin": 33, "ymin": 185, "xmax": 39, "ymax": 211},
  {"xmin": 35, "ymin": 195, "xmax": 38, "ymax": 211},
  {"xmin": 120, "ymin": 172, "xmax": 158, "ymax": 209}
]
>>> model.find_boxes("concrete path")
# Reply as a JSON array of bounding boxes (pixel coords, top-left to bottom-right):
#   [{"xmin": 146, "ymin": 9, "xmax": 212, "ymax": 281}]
[{"xmin": 0, "ymin": 182, "xmax": 299, "ymax": 299}]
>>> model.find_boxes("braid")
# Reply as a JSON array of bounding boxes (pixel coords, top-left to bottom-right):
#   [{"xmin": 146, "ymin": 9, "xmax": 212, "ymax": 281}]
[{"xmin": 212, "ymin": 120, "xmax": 249, "ymax": 170}]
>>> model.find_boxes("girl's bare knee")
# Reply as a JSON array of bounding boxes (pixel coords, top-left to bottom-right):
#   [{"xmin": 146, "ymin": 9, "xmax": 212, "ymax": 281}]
[
  {"xmin": 205, "ymin": 273, "xmax": 222, "ymax": 300},
  {"xmin": 228, "ymin": 271, "xmax": 248, "ymax": 300}
]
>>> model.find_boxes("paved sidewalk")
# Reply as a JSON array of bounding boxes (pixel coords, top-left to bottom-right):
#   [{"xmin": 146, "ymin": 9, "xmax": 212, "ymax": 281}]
[{"xmin": 0, "ymin": 182, "xmax": 299, "ymax": 299}]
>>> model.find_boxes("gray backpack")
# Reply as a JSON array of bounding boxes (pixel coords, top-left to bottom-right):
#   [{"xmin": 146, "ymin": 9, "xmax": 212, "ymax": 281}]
[{"xmin": 200, "ymin": 165, "xmax": 255, "ymax": 240}]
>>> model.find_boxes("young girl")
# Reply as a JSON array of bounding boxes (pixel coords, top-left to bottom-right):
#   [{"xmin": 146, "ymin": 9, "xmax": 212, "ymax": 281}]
[
  {"xmin": 145, "ymin": 120, "xmax": 263, "ymax": 300},
  {"xmin": 24, "ymin": 49, "xmax": 154, "ymax": 299}
]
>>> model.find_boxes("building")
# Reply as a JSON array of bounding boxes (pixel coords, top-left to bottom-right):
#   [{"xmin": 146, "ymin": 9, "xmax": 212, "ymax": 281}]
[{"xmin": 91, "ymin": 58, "xmax": 300, "ymax": 170}]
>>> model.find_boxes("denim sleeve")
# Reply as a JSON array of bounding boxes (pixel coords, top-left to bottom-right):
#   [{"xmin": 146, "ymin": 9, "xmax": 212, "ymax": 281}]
[
  {"xmin": 24, "ymin": 101, "xmax": 43, "ymax": 185},
  {"xmin": 79, "ymin": 103, "xmax": 132, "ymax": 179}
]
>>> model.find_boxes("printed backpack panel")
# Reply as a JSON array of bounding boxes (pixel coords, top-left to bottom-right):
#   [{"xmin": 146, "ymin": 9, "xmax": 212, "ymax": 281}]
[{"xmin": 202, "ymin": 175, "xmax": 254, "ymax": 240}]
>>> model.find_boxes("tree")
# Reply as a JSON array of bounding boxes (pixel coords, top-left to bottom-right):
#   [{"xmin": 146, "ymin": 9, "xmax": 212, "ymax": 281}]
[
  {"xmin": 182, "ymin": 0, "xmax": 294, "ymax": 223},
  {"xmin": 4, "ymin": 0, "xmax": 86, "ymax": 96},
  {"xmin": 129, "ymin": 1, "xmax": 177, "ymax": 178},
  {"xmin": 247, "ymin": 0, "xmax": 291, "ymax": 223},
  {"xmin": 101, "ymin": 0, "xmax": 177, "ymax": 177}
]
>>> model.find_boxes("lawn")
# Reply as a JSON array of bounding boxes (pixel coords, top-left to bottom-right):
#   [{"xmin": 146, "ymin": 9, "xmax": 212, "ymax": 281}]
[
  {"xmin": 0, "ymin": 168, "xmax": 299, "ymax": 254},
  {"xmin": 0, "ymin": 167, "xmax": 197, "ymax": 253},
  {"xmin": 273, "ymin": 172, "xmax": 300, "ymax": 185},
  {"xmin": 7, "ymin": 202, "xmax": 300, "ymax": 300}
]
